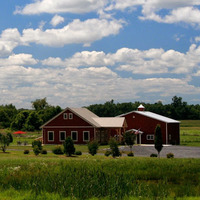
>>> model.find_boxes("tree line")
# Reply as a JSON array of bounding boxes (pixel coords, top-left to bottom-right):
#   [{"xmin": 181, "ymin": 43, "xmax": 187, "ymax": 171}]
[{"xmin": 0, "ymin": 96, "xmax": 199, "ymax": 131}]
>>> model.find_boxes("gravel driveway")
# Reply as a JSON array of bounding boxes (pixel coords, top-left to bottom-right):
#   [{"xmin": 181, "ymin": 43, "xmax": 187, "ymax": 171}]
[{"xmin": 119, "ymin": 145, "xmax": 200, "ymax": 158}]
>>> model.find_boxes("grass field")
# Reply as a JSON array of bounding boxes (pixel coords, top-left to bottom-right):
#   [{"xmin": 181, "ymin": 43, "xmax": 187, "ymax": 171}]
[
  {"xmin": 0, "ymin": 153, "xmax": 199, "ymax": 200},
  {"xmin": 180, "ymin": 120, "xmax": 200, "ymax": 146}
]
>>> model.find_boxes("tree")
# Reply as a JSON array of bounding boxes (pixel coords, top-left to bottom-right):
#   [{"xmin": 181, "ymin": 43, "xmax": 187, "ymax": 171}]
[
  {"xmin": 109, "ymin": 138, "xmax": 121, "ymax": 157},
  {"xmin": 123, "ymin": 131, "xmax": 136, "ymax": 153},
  {"xmin": 63, "ymin": 137, "xmax": 75, "ymax": 156},
  {"xmin": 0, "ymin": 133, "xmax": 12, "ymax": 153},
  {"xmin": 10, "ymin": 112, "xmax": 26, "ymax": 130},
  {"xmin": 88, "ymin": 140, "xmax": 99, "ymax": 156},
  {"xmin": 154, "ymin": 124, "xmax": 163, "ymax": 158},
  {"xmin": 31, "ymin": 97, "xmax": 49, "ymax": 111},
  {"xmin": 24, "ymin": 111, "xmax": 42, "ymax": 131}
]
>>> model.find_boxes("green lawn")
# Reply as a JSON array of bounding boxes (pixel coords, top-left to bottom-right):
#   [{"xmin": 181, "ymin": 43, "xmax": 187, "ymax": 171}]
[{"xmin": 180, "ymin": 120, "xmax": 200, "ymax": 146}]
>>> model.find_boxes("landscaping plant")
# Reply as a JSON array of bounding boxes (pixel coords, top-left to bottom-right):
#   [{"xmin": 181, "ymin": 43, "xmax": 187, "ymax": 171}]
[
  {"xmin": 88, "ymin": 140, "xmax": 99, "ymax": 156},
  {"xmin": 109, "ymin": 137, "xmax": 121, "ymax": 157},
  {"xmin": 63, "ymin": 137, "xmax": 75, "ymax": 156},
  {"xmin": 123, "ymin": 130, "xmax": 136, "ymax": 153},
  {"xmin": 154, "ymin": 124, "xmax": 163, "ymax": 158}
]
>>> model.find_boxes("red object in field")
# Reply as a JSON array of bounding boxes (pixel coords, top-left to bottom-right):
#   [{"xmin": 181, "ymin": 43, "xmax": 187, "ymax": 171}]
[{"xmin": 13, "ymin": 131, "xmax": 26, "ymax": 134}]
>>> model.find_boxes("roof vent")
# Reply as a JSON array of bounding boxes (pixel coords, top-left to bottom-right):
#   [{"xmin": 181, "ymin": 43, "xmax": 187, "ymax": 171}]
[{"xmin": 138, "ymin": 104, "xmax": 145, "ymax": 111}]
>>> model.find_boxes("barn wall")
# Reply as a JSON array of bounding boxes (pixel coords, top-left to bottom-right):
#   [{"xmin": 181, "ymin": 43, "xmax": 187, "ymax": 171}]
[
  {"xmin": 43, "ymin": 127, "xmax": 95, "ymax": 144},
  {"xmin": 167, "ymin": 123, "xmax": 180, "ymax": 145}
]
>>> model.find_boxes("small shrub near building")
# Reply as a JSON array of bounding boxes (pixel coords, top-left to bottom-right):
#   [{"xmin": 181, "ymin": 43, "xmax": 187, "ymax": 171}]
[
  {"xmin": 32, "ymin": 140, "xmax": 42, "ymax": 150},
  {"xmin": 105, "ymin": 150, "xmax": 111, "ymax": 157},
  {"xmin": 88, "ymin": 140, "xmax": 99, "ymax": 156},
  {"xmin": 63, "ymin": 137, "xmax": 75, "ymax": 157},
  {"xmin": 167, "ymin": 153, "xmax": 174, "ymax": 158},
  {"xmin": 24, "ymin": 149, "xmax": 30, "ymax": 154},
  {"xmin": 52, "ymin": 146, "xmax": 64, "ymax": 155},
  {"xmin": 33, "ymin": 146, "xmax": 40, "ymax": 156},
  {"xmin": 75, "ymin": 151, "xmax": 82, "ymax": 155},
  {"xmin": 127, "ymin": 152, "xmax": 134, "ymax": 157},
  {"xmin": 41, "ymin": 149, "xmax": 47, "ymax": 154},
  {"xmin": 109, "ymin": 138, "xmax": 121, "ymax": 158},
  {"xmin": 150, "ymin": 153, "xmax": 158, "ymax": 157}
]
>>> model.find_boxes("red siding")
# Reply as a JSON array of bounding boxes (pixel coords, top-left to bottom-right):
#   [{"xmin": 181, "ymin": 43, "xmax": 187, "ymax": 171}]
[
  {"xmin": 42, "ymin": 109, "xmax": 95, "ymax": 144},
  {"xmin": 121, "ymin": 111, "xmax": 180, "ymax": 144}
]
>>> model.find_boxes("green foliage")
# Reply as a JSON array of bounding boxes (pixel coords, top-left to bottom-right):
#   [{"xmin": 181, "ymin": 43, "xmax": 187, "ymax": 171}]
[
  {"xmin": 31, "ymin": 97, "xmax": 49, "ymax": 111},
  {"xmin": 75, "ymin": 151, "xmax": 82, "ymax": 155},
  {"xmin": 41, "ymin": 149, "xmax": 48, "ymax": 154},
  {"xmin": 33, "ymin": 146, "xmax": 40, "ymax": 156},
  {"xmin": 88, "ymin": 140, "xmax": 99, "ymax": 156},
  {"xmin": 52, "ymin": 146, "xmax": 64, "ymax": 155},
  {"xmin": 109, "ymin": 137, "xmax": 121, "ymax": 157},
  {"xmin": 105, "ymin": 150, "xmax": 111, "ymax": 157},
  {"xmin": 150, "ymin": 153, "xmax": 158, "ymax": 157},
  {"xmin": 167, "ymin": 153, "xmax": 174, "ymax": 158},
  {"xmin": 32, "ymin": 140, "xmax": 42, "ymax": 150},
  {"xmin": 0, "ymin": 133, "xmax": 12, "ymax": 152},
  {"xmin": 24, "ymin": 150, "xmax": 30, "ymax": 154},
  {"xmin": 154, "ymin": 124, "xmax": 163, "ymax": 157},
  {"xmin": 127, "ymin": 152, "xmax": 134, "ymax": 157},
  {"xmin": 6, "ymin": 132, "xmax": 13, "ymax": 143},
  {"xmin": 63, "ymin": 137, "xmax": 75, "ymax": 156},
  {"xmin": 24, "ymin": 111, "xmax": 42, "ymax": 131},
  {"xmin": 123, "ymin": 131, "xmax": 136, "ymax": 152}
]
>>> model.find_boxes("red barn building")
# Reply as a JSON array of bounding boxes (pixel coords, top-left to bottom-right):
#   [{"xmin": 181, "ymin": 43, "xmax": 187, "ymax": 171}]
[
  {"xmin": 119, "ymin": 105, "xmax": 180, "ymax": 145},
  {"xmin": 41, "ymin": 107, "xmax": 127, "ymax": 145}
]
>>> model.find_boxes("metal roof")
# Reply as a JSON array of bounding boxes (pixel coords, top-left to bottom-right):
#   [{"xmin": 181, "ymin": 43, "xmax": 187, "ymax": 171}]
[
  {"xmin": 93, "ymin": 117, "xmax": 125, "ymax": 128},
  {"xmin": 134, "ymin": 111, "xmax": 180, "ymax": 123}
]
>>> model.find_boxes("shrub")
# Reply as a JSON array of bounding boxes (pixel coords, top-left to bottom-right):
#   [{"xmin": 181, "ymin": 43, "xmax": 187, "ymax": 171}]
[
  {"xmin": 127, "ymin": 152, "xmax": 134, "ymax": 157},
  {"xmin": 109, "ymin": 138, "xmax": 121, "ymax": 158},
  {"xmin": 88, "ymin": 140, "xmax": 99, "ymax": 156},
  {"xmin": 150, "ymin": 153, "xmax": 158, "ymax": 157},
  {"xmin": 75, "ymin": 151, "xmax": 82, "ymax": 155},
  {"xmin": 33, "ymin": 146, "xmax": 40, "ymax": 156},
  {"xmin": 24, "ymin": 149, "xmax": 30, "ymax": 154},
  {"xmin": 32, "ymin": 140, "xmax": 42, "ymax": 150},
  {"xmin": 41, "ymin": 149, "xmax": 47, "ymax": 154},
  {"xmin": 105, "ymin": 150, "xmax": 111, "ymax": 157},
  {"xmin": 52, "ymin": 146, "xmax": 64, "ymax": 155},
  {"xmin": 63, "ymin": 137, "xmax": 75, "ymax": 156},
  {"xmin": 167, "ymin": 153, "xmax": 174, "ymax": 158}
]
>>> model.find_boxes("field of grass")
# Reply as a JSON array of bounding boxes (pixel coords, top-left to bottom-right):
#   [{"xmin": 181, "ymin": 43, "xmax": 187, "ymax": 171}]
[
  {"xmin": 180, "ymin": 120, "xmax": 200, "ymax": 146},
  {"xmin": 0, "ymin": 153, "xmax": 199, "ymax": 200}
]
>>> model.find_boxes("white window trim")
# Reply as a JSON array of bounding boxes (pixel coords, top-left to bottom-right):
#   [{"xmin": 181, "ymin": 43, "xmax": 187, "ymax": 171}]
[
  {"xmin": 59, "ymin": 131, "xmax": 66, "ymax": 142},
  {"xmin": 63, "ymin": 113, "xmax": 68, "ymax": 119},
  {"xmin": 48, "ymin": 131, "xmax": 54, "ymax": 142},
  {"xmin": 71, "ymin": 131, "xmax": 78, "ymax": 142},
  {"xmin": 69, "ymin": 113, "xmax": 73, "ymax": 119},
  {"xmin": 146, "ymin": 135, "xmax": 154, "ymax": 140},
  {"xmin": 83, "ymin": 131, "xmax": 90, "ymax": 142}
]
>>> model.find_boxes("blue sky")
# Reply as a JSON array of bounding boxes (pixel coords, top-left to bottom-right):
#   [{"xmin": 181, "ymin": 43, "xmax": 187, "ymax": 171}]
[{"xmin": 0, "ymin": 0, "xmax": 200, "ymax": 108}]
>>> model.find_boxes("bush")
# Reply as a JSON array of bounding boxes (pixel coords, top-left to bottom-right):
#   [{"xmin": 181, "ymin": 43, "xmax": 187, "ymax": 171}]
[
  {"xmin": 109, "ymin": 138, "xmax": 121, "ymax": 158},
  {"xmin": 127, "ymin": 152, "xmax": 134, "ymax": 157},
  {"xmin": 24, "ymin": 149, "xmax": 30, "ymax": 154},
  {"xmin": 88, "ymin": 140, "xmax": 99, "ymax": 156},
  {"xmin": 32, "ymin": 140, "xmax": 42, "ymax": 150},
  {"xmin": 33, "ymin": 146, "xmax": 40, "ymax": 156},
  {"xmin": 167, "ymin": 153, "xmax": 174, "ymax": 158},
  {"xmin": 63, "ymin": 137, "xmax": 75, "ymax": 156},
  {"xmin": 52, "ymin": 146, "xmax": 64, "ymax": 155},
  {"xmin": 41, "ymin": 149, "xmax": 47, "ymax": 154},
  {"xmin": 75, "ymin": 151, "xmax": 82, "ymax": 155},
  {"xmin": 150, "ymin": 153, "xmax": 158, "ymax": 157},
  {"xmin": 105, "ymin": 150, "xmax": 111, "ymax": 157}
]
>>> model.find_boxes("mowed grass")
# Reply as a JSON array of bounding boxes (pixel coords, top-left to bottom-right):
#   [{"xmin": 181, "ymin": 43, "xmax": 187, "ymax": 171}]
[
  {"xmin": 180, "ymin": 120, "xmax": 200, "ymax": 146},
  {"xmin": 0, "ymin": 154, "xmax": 199, "ymax": 200}
]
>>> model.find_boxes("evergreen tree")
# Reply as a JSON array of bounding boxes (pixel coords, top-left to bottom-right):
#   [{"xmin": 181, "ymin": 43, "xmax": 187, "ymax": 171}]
[
  {"xmin": 123, "ymin": 131, "xmax": 136, "ymax": 153},
  {"xmin": 154, "ymin": 124, "xmax": 163, "ymax": 158},
  {"xmin": 63, "ymin": 137, "xmax": 75, "ymax": 156}
]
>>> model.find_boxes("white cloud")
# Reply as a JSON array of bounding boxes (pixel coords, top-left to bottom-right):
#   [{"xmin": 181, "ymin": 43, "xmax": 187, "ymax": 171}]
[
  {"xmin": 0, "ymin": 54, "xmax": 38, "ymax": 66},
  {"xmin": 50, "ymin": 15, "xmax": 64, "ymax": 27},
  {"xmin": 15, "ymin": 0, "xmax": 107, "ymax": 15},
  {"xmin": 21, "ymin": 18, "xmax": 123, "ymax": 47}
]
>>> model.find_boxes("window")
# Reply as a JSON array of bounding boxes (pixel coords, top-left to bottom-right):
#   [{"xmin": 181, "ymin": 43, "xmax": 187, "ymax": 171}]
[
  {"xmin": 146, "ymin": 135, "xmax": 154, "ymax": 140},
  {"xmin": 83, "ymin": 131, "xmax": 90, "ymax": 141},
  {"xmin": 71, "ymin": 131, "xmax": 78, "ymax": 141},
  {"xmin": 48, "ymin": 131, "xmax": 54, "ymax": 141},
  {"xmin": 69, "ymin": 113, "xmax": 73, "ymax": 119},
  {"xmin": 63, "ymin": 113, "xmax": 68, "ymax": 119},
  {"xmin": 169, "ymin": 134, "xmax": 171, "ymax": 140},
  {"xmin": 59, "ymin": 131, "xmax": 66, "ymax": 142}
]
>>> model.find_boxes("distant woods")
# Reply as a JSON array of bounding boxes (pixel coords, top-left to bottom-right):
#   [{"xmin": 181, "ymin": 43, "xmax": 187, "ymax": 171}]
[{"xmin": 0, "ymin": 96, "xmax": 199, "ymax": 131}]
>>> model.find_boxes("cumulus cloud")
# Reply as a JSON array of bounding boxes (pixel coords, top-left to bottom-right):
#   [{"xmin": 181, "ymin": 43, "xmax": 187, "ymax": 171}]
[
  {"xmin": 15, "ymin": 0, "xmax": 107, "ymax": 15},
  {"xmin": 21, "ymin": 18, "xmax": 123, "ymax": 47},
  {"xmin": 50, "ymin": 15, "xmax": 64, "ymax": 27}
]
